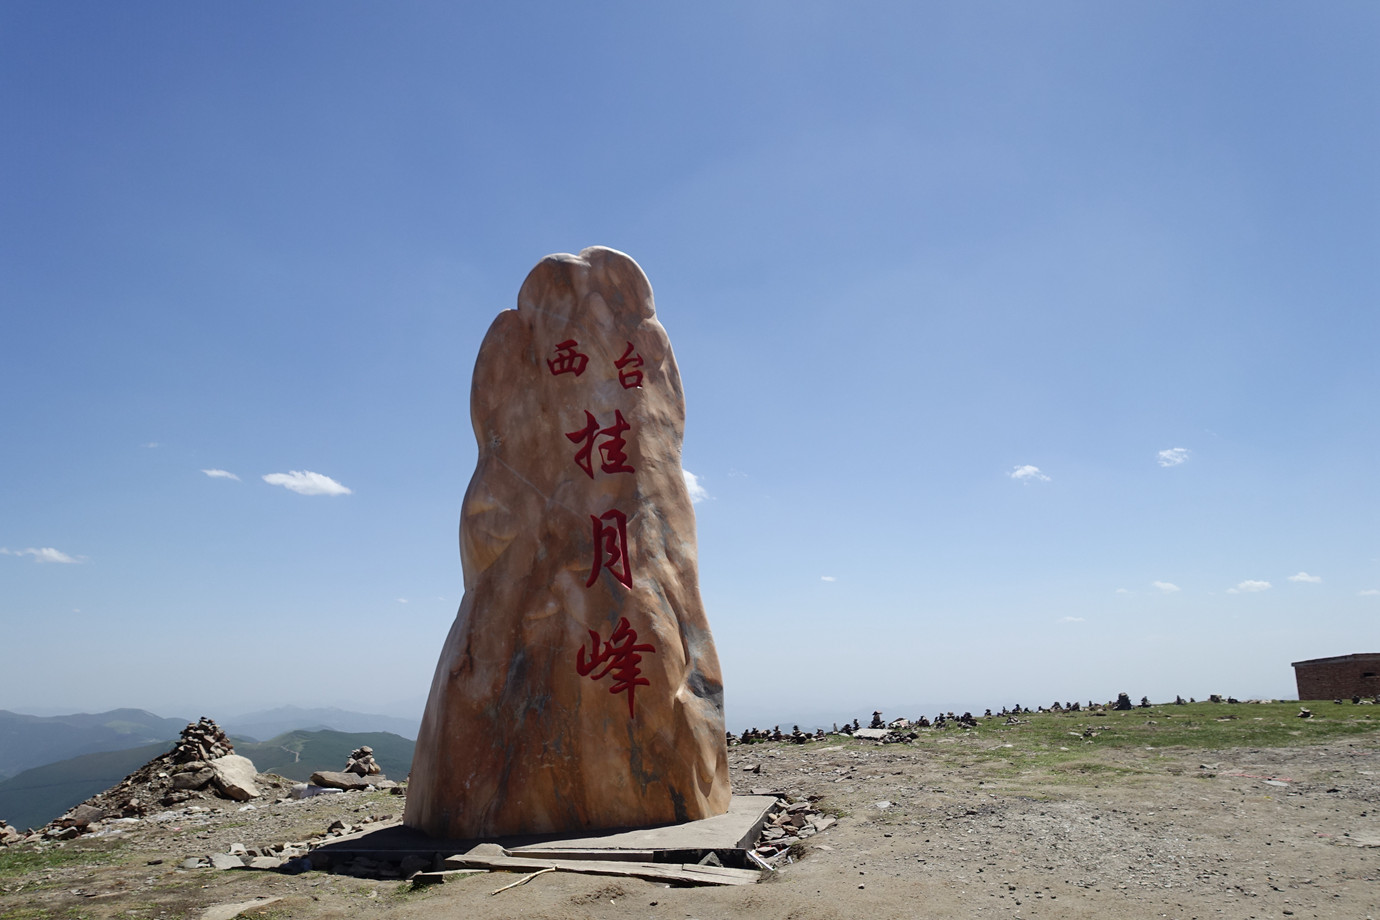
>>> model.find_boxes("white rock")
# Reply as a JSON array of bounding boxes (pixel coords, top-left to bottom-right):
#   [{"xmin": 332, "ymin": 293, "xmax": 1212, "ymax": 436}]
[{"xmin": 209, "ymin": 755, "xmax": 260, "ymax": 801}]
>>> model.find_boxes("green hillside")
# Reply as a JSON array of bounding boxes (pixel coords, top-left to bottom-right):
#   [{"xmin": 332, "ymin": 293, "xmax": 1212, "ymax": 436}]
[
  {"xmin": 0, "ymin": 742, "xmax": 167, "ymax": 832},
  {"xmin": 0, "ymin": 709, "xmax": 186, "ymax": 780},
  {"xmin": 236, "ymin": 730, "xmax": 414, "ymax": 782},
  {"xmin": 0, "ymin": 730, "xmax": 413, "ymax": 831}
]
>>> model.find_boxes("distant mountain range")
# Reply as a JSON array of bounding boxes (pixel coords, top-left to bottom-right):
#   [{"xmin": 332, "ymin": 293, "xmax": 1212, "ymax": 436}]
[
  {"xmin": 0, "ymin": 709, "xmax": 189, "ymax": 781},
  {"xmin": 219, "ymin": 706, "xmax": 420, "ymax": 742},
  {"xmin": 0, "ymin": 729, "xmax": 414, "ymax": 832}
]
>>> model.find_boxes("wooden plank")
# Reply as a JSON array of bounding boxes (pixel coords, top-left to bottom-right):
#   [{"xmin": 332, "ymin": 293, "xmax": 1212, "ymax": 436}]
[
  {"xmin": 441, "ymin": 852, "xmax": 761, "ymax": 886},
  {"xmin": 504, "ymin": 847, "xmax": 659, "ymax": 862}
]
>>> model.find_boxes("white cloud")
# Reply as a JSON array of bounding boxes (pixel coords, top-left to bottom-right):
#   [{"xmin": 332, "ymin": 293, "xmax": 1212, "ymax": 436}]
[
  {"xmin": 1008, "ymin": 465, "xmax": 1050, "ymax": 482},
  {"xmin": 682, "ymin": 469, "xmax": 708, "ymax": 504},
  {"xmin": 201, "ymin": 468, "xmax": 240, "ymax": 481},
  {"xmin": 1359, "ymin": 589, "xmax": 1380, "ymax": 597},
  {"xmin": 1152, "ymin": 581, "xmax": 1181, "ymax": 594},
  {"xmin": 262, "ymin": 470, "xmax": 353, "ymax": 496},
  {"xmin": 1114, "ymin": 588, "xmax": 1131, "ymax": 595},
  {"xmin": 1227, "ymin": 579, "xmax": 1272, "ymax": 594},
  {"xmin": 1, "ymin": 546, "xmax": 82, "ymax": 564},
  {"xmin": 1157, "ymin": 447, "xmax": 1190, "ymax": 467},
  {"xmin": 142, "ymin": 442, "xmax": 161, "ymax": 449},
  {"xmin": 1287, "ymin": 572, "xmax": 1322, "ymax": 583},
  {"xmin": 396, "ymin": 598, "xmax": 409, "ymax": 604},
  {"xmin": 1058, "ymin": 616, "xmax": 1085, "ymax": 623},
  {"xmin": 820, "ymin": 575, "xmax": 837, "ymax": 582}
]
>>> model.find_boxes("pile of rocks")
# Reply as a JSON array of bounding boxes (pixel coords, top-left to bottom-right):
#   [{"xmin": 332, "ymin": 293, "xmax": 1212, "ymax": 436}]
[
  {"xmin": 752, "ymin": 798, "xmax": 834, "ymax": 862},
  {"xmin": 731, "ymin": 726, "xmax": 826, "ymax": 745},
  {"xmin": 344, "ymin": 746, "xmax": 382, "ymax": 776},
  {"xmin": 171, "ymin": 717, "xmax": 235, "ymax": 763},
  {"xmin": 30, "ymin": 717, "xmax": 263, "ymax": 844}
]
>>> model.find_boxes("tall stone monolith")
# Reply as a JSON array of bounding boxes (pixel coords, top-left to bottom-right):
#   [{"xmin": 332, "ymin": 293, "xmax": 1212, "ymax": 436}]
[{"xmin": 403, "ymin": 246, "xmax": 731, "ymax": 839}]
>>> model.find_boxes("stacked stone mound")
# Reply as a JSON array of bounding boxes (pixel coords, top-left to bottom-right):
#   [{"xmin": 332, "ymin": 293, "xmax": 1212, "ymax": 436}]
[
  {"xmin": 171, "ymin": 717, "xmax": 234, "ymax": 763},
  {"xmin": 344, "ymin": 746, "xmax": 382, "ymax": 776},
  {"xmin": 30, "ymin": 717, "xmax": 262, "ymax": 842}
]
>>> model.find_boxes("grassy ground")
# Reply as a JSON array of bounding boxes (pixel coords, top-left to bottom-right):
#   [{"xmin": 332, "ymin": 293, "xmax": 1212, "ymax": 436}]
[{"xmin": 808, "ymin": 700, "xmax": 1380, "ymax": 782}]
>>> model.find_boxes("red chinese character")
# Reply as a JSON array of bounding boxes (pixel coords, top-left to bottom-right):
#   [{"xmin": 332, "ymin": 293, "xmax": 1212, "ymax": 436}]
[
  {"xmin": 614, "ymin": 341, "xmax": 644, "ymax": 388},
  {"xmin": 576, "ymin": 616, "xmax": 654, "ymax": 718},
  {"xmin": 547, "ymin": 339, "xmax": 589, "ymax": 377},
  {"xmin": 596, "ymin": 410, "xmax": 634, "ymax": 475},
  {"xmin": 566, "ymin": 411, "xmax": 600, "ymax": 478},
  {"xmin": 586, "ymin": 508, "xmax": 632, "ymax": 588},
  {"xmin": 565, "ymin": 410, "xmax": 635, "ymax": 479}
]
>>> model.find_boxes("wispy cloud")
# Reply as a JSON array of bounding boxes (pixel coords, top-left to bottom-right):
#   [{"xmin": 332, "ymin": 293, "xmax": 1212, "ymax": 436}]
[
  {"xmin": 1115, "ymin": 588, "xmax": 1131, "ymax": 595},
  {"xmin": 1152, "ymin": 581, "xmax": 1181, "ymax": 594},
  {"xmin": 262, "ymin": 470, "xmax": 353, "ymax": 496},
  {"xmin": 142, "ymin": 442, "xmax": 161, "ymax": 449},
  {"xmin": 1287, "ymin": 572, "xmax": 1322, "ymax": 583},
  {"xmin": 201, "ymin": 468, "xmax": 240, "ymax": 481},
  {"xmin": 1008, "ymin": 464, "xmax": 1050, "ymax": 482},
  {"xmin": 820, "ymin": 575, "xmax": 837, "ymax": 582},
  {"xmin": 1157, "ymin": 447, "xmax": 1190, "ymax": 467},
  {"xmin": 682, "ymin": 469, "xmax": 709, "ymax": 504},
  {"xmin": 1227, "ymin": 579, "xmax": 1272, "ymax": 594},
  {"xmin": 1058, "ymin": 615, "xmax": 1085, "ymax": 623},
  {"xmin": 1359, "ymin": 589, "xmax": 1380, "ymax": 597},
  {"xmin": 396, "ymin": 598, "xmax": 409, "ymax": 604},
  {"xmin": 1, "ymin": 546, "xmax": 82, "ymax": 564}
]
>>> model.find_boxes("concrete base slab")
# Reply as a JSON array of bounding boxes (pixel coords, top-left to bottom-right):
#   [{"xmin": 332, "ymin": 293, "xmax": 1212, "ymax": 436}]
[
  {"xmin": 312, "ymin": 794, "xmax": 778, "ymax": 864},
  {"xmin": 509, "ymin": 794, "xmax": 777, "ymax": 855}
]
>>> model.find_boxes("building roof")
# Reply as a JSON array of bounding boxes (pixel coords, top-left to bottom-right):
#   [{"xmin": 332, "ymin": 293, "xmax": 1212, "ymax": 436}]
[{"xmin": 1290, "ymin": 653, "xmax": 1380, "ymax": 668}]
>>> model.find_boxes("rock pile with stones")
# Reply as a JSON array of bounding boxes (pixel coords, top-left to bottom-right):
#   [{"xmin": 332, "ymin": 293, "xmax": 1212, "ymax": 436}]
[
  {"xmin": 28, "ymin": 717, "xmax": 263, "ymax": 842},
  {"xmin": 171, "ymin": 717, "xmax": 235, "ymax": 763},
  {"xmin": 344, "ymin": 746, "xmax": 382, "ymax": 776}
]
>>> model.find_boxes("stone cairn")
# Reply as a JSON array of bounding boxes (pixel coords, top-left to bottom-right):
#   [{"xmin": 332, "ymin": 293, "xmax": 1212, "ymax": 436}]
[
  {"xmin": 173, "ymin": 717, "xmax": 235, "ymax": 763},
  {"xmin": 344, "ymin": 746, "xmax": 382, "ymax": 776},
  {"xmin": 0, "ymin": 716, "xmax": 261, "ymax": 848}
]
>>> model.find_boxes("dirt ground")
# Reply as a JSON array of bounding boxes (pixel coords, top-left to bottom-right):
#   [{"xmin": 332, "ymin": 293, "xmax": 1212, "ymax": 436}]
[{"xmin": 3, "ymin": 716, "xmax": 1378, "ymax": 920}]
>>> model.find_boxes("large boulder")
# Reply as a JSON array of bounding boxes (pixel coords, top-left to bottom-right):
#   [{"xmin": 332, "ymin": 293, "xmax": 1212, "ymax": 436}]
[
  {"xmin": 209, "ymin": 755, "xmax": 260, "ymax": 801},
  {"xmin": 405, "ymin": 247, "xmax": 731, "ymax": 839}
]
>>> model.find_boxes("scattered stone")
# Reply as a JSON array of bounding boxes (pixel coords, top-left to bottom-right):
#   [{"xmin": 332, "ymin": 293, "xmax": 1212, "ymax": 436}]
[
  {"xmin": 210, "ymin": 853, "xmax": 244, "ymax": 870},
  {"xmin": 198, "ymin": 897, "xmax": 282, "ymax": 920},
  {"xmin": 173, "ymin": 768, "xmax": 216, "ymax": 791},
  {"xmin": 310, "ymin": 771, "xmax": 371, "ymax": 791}
]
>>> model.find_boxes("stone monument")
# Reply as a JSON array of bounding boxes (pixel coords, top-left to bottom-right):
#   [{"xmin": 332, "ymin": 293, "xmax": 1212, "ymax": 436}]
[{"xmin": 404, "ymin": 247, "xmax": 731, "ymax": 839}]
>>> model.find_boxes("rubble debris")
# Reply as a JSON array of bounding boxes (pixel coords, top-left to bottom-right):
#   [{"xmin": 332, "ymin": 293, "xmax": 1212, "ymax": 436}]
[{"xmin": 749, "ymin": 796, "xmax": 835, "ymax": 864}]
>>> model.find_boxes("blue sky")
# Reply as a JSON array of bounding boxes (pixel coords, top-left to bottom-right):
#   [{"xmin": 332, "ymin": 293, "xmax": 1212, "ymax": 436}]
[{"xmin": 3, "ymin": 2, "xmax": 1377, "ymax": 730}]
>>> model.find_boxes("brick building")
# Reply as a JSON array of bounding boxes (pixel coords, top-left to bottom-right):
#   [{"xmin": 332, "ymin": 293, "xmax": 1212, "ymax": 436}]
[{"xmin": 1291, "ymin": 653, "xmax": 1380, "ymax": 700}]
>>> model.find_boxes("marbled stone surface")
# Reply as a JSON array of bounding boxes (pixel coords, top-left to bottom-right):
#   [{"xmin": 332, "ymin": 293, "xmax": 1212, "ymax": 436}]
[{"xmin": 404, "ymin": 246, "xmax": 730, "ymax": 839}]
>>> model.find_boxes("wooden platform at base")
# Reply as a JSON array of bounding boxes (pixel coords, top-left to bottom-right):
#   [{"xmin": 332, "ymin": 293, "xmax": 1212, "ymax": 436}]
[{"xmin": 311, "ymin": 794, "xmax": 779, "ymax": 887}]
